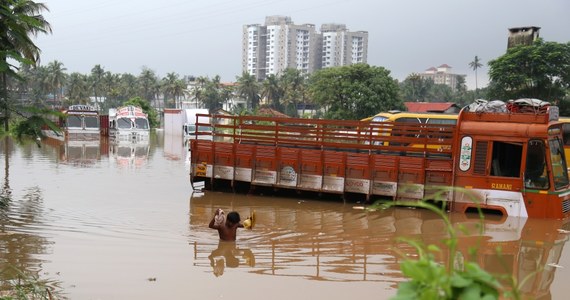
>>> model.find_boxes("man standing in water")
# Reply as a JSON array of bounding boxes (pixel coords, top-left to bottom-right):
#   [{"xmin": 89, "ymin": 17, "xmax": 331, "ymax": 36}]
[{"xmin": 209, "ymin": 209, "xmax": 243, "ymax": 241}]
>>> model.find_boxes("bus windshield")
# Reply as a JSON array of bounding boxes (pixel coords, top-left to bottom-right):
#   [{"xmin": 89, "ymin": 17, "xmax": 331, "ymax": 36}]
[{"xmin": 371, "ymin": 116, "xmax": 388, "ymax": 122}]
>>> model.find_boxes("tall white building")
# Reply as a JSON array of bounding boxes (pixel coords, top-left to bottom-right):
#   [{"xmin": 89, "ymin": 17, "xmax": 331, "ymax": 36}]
[
  {"xmin": 242, "ymin": 16, "xmax": 368, "ymax": 81},
  {"xmin": 321, "ymin": 24, "xmax": 368, "ymax": 68}
]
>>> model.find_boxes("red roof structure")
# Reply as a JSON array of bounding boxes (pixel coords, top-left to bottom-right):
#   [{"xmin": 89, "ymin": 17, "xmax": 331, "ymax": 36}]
[
  {"xmin": 257, "ymin": 107, "xmax": 290, "ymax": 118},
  {"xmin": 404, "ymin": 102, "xmax": 460, "ymax": 113}
]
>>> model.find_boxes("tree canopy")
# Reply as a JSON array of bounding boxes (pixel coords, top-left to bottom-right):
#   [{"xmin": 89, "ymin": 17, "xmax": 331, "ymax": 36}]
[
  {"xmin": 488, "ymin": 39, "xmax": 570, "ymax": 101},
  {"xmin": 1, "ymin": 0, "xmax": 51, "ymax": 132},
  {"xmin": 308, "ymin": 64, "xmax": 403, "ymax": 120},
  {"xmin": 124, "ymin": 96, "xmax": 159, "ymax": 128}
]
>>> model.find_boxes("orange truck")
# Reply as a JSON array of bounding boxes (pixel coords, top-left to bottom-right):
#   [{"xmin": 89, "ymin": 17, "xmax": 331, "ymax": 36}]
[{"xmin": 189, "ymin": 103, "xmax": 570, "ymax": 219}]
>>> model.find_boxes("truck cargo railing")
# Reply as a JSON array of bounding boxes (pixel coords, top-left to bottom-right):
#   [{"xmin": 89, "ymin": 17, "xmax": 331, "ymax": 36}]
[{"xmin": 198, "ymin": 113, "xmax": 456, "ymax": 156}]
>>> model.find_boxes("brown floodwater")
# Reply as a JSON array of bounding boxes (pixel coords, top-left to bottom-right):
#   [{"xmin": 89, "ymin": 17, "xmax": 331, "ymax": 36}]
[{"xmin": 1, "ymin": 132, "xmax": 570, "ymax": 299}]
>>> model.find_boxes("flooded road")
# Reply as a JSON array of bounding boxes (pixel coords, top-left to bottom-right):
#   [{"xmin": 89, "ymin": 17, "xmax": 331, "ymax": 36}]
[{"xmin": 1, "ymin": 132, "xmax": 570, "ymax": 299}]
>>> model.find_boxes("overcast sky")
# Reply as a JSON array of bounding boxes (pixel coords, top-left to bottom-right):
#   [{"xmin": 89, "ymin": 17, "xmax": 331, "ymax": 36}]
[{"xmin": 33, "ymin": 0, "xmax": 570, "ymax": 90}]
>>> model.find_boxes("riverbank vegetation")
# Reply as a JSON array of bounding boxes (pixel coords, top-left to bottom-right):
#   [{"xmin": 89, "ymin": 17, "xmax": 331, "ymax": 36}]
[{"xmin": 0, "ymin": 265, "xmax": 54, "ymax": 300}]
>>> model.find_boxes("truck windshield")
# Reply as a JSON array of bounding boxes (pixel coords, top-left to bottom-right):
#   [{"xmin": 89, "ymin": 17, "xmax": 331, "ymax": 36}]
[
  {"xmin": 134, "ymin": 118, "xmax": 149, "ymax": 129},
  {"xmin": 67, "ymin": 115, "xmax": 82, "ymax": 128},
  {"xmin": 525, "ymin": 140, "xmax": 549, "ymax": 189},
  {"xmin": 549, "ymin": 137, "xmax": 569, "ymax": 190},
  {"xmin": 117, "ymin": 118, "xmax": 132, "ymax": 129},
  {"xmin": 84, "ymin": 116, "xmax": 99, "ymax": 129}
]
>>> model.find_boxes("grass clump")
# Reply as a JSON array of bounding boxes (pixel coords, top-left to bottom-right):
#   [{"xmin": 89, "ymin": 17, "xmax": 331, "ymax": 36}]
[{"xmin": 0, "ymin": 265, "xmax": 55, "ymax": 300}]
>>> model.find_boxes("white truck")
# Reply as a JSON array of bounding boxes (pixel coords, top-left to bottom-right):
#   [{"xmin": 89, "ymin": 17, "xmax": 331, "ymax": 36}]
[{"xmin": 182, "ymin": 109, "xmax": 212, "ymax": 141}]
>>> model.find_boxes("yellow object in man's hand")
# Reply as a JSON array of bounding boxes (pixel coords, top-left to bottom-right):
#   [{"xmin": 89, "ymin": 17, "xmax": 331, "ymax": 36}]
[
  {"xmin": 243, "ymin": 210, "xmax": 256, "ymax": 230},
  {"xmin": 243, "ymin": 218, "xmax": 252, "ymax": 229}
]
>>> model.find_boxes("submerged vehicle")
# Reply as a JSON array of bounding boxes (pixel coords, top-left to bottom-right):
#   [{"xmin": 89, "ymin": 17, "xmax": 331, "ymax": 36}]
[
  {"xmin": 189, "ymin": 99, "xmax": 570, "ymax": 219},
  {"xmin": 183, "ymin": 109, "xmax": 212, "ymax": 141},
  {"xmin": 108, "ymin": 106, "xmax": 150, "ymax": 143},
  {"xmin": 43, "ymin": 104, "xmax": 100, "ymax": 141}
]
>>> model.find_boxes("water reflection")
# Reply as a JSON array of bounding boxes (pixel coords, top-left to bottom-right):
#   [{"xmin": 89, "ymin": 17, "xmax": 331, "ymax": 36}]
[
  {"xmin": 163, "ymin": 133, "xmax": 187, "ymax": 161},
  {"xmin": 189, "ymin": 190, "xmax": 569, "ymax": 296},
  {"xmin": 110, "ymin": 141, "xmax": 150, "ymax": 168},
  {"xmin": 206, "ymin": 241, "xmax": 255, "ymax": 277},
  {"xmin": 0, "ymin": 137, "xmax": 61, "ymax": 296},
  {"xmin": 2, "ymin": 134, "xmax": 570, "ymax": 299},
  {"xmin": 42, "ymin": 136, "xmax": 109, "ymax": 167}
]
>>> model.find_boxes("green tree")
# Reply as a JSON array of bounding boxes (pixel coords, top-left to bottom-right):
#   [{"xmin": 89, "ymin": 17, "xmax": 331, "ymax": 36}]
[
  {"xmin": 201, "ymin": 75, "xmax": 225, "ymax": 111},
  {"xmin": 0, "ymin": 0, "xmax": 52, "ymax": 131},
  {"xmin": 469, "ymin": 55, "xmax": 483, "ymax": 98},
  {"xmin": 18, "ymin": 64, "xmax": 50, "ymax": 105},
  {"xmin": 235, "ymin": 71, "xmax": 259, "ymax": 110},
  {"xmin": 101, "ymin": 71, "xmax": 120, "ymax": 110},
  {"xmin": 309, "ymin": 64, "xmax": 403, "ymax": 120},
  {"xmin": 400, "ymin": 74, "xmax": 434, "ymax": 102},
  {"xmin": 124, "ymin": 96, "xmax": 158, "ymax": 128},
  {"xmin": 118, "ymin": 73, "xmax": 138, "ymax": 103},
  {"xmin": 46, "ymin": 60, "xmax": 66, "ymax": 105},
  {"xmin": 66, "ymin": 72, "xmax": 89, "ymax": 104},
  {"xmin": 488, "ymin": 39, "xmax": 570, "ymax": 101},
  {"xmin": 280, "ymin": 68, "xmax": 305, "ymax": 117},
  {"xmin": 190, "ymin": 76, "xmax": 207, "ymax": 109},
  {"xmin": 90, "ymin": 64, "xmax": 105, "ymax": 110},
  {"xmin": 161, "ymin": 72, "xmax": 186, "ymax": 108},
  {"xmin": 261, "ymin": 74, "xmax": 282, "ymax": 111},
  {"xmin": 138, "ymin": 67, "xmax": 158, "ymax": 105},
  {"xmin": 429, "ymin": 84, "xmax": 454, "ymax": 102}
]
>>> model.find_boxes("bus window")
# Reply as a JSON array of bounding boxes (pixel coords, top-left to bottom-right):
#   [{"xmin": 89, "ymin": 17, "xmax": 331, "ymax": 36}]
[
  {"xmin": 394, "ymin": 117, "xmax": 422, "ymax": 123},
  {"xmin": 371, "ymin": 116, "xmax": 388, "ymax": 122},
  {"xmin": 562, "ymin": 123, "xmax": 570, "ymax": 145},
  {"xmin": 525, "ymin": 140, "xmax": 549, "ymax": 189},
  {"xmin": 427, "ymin": 118, "xmax": 457, "ymax": 125},
  {"xmin": 490, "ymin": 141, "xmax": 522, "ymax": 177},
  {"xmin": 364, "ymin": 112, "xmax": 458, "ymax": 128}
]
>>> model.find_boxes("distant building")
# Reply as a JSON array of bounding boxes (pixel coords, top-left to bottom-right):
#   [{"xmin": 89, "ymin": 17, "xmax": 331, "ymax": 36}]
[
  {"xmin": 183, "ymin": 81, "xmax": 246, "ymax": 112},
  {"xmin": 243, "ymin": 16, "xmax": 368, "ymax": 81},
  {"xmin": 404, "ymin": 102, "xmax": 460, "ymax": 114},
  {"xmin": 507, "ymin": 26, "xmax": 540, "ymax": 49},
  {"xmin": 321, "ymin": 23, "xmax": 368, "ymax": 69},
  {"xmin": 418, "ymin": 64, "xmax": 465, "ymax": 92}
]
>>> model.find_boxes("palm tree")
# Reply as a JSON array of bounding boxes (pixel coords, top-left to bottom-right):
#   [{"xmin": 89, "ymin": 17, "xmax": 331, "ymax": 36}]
[
  {"xmin": 261, "ymin": 74, "xmax": 282, "ymax": 111},
  {"xmin": 118, "ymin": 73, "xmax": 138, "ymax": 103},
  {"xmin": 46, "ymin": 60, "xmax": 66, "ymax": 106},
  {"xmin": 0, "ymin": 0, "xmax": 52, "ymax": 131},
  {"xmin": 161, "ymin": 72, "xmax": 186, "ymax": 108},
  {"xmin": 192, "ymin": 76, "xmax": 207, "ymax": 109},
  {"xmin": 469, "ymin": 56, "xmax": 483, "ymax": 98},
  {"xmin": 280, "ymin": 68, "xmax": 305, "ymax": 117},
  {"xmin": 202, "ymin": 75, "xmax": 224, "ymax": 111},
  {"xmin": 138, "ymin": 67, "xmax": 158, "ymax": 104},
  {"xmin": 90, "ymin": 64, "xmax": 104, "ymax": 110},
  {"xmin": 66, "ymin": 72, "xmax": 89, "ymax": 104},
  {"xmin": 101, "ymin": 71, "xmax": 120, "ymax": 110},
  {"xmin": 33, "ymin": 65, "xmax": 50, "ymax": 104},
  {"xmin": 235, "ymin": 71, "xmax": 259, "ymax": 110}
]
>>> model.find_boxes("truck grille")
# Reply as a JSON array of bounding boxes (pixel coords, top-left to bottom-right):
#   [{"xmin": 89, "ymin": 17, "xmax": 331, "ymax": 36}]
[{"xmin": 563, "ymin": 199, "xmax": 570, "ymax": 214}]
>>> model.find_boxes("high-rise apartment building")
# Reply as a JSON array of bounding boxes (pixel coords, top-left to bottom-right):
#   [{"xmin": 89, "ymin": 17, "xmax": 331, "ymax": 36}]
[
  {"xmin": 321, "ymin": 24, "xmax": 368, "ymax": 68},
  {"xmin": 242, "ymin": 16, "xmax": 368, "ymax": 81}
]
